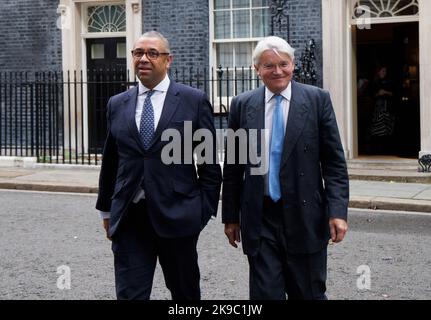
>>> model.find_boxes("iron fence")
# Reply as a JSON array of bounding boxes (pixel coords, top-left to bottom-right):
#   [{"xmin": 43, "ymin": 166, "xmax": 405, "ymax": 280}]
[
  {"xmin": 0, "ymin": 49, "xmax": 318, "ymax": 165},
  {"xmin": 0, "ymin": 67, "xmax": 264, "ymax": 165}
]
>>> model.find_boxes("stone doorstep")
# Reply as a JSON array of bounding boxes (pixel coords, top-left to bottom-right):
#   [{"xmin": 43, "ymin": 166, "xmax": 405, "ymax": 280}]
[
  {"xmin": 0, "ymin": 156, "xmax": 38, "ymax": 168},
  {"xmin": 348, "ymin": 173, "xmax": 431, "ymax": 183},
  {"xmin": 347, "ymin": 158, "xmax": 430, "ymax": 174}
]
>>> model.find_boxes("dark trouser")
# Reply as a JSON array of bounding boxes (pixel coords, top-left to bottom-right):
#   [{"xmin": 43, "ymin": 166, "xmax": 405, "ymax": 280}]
[
  {"xmin": 247, "ymin": 197, "xmax": 327, "ymax": 300},
  {"xmin": 111, "ymin": 200, "xmax": 200, "ymax": 300}
]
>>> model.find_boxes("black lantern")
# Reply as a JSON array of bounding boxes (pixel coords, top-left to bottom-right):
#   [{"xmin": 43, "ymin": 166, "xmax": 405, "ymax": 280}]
[
  {"xmin": 294, "ymin": 39, "xmax": 317, "ymax": 85},
  {"xmin": 270, "ymin": 0, "xmax": 290, "ymax": 42}
]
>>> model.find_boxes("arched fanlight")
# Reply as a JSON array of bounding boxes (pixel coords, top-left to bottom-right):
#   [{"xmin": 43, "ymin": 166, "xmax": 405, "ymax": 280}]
[
  {"xmin": 88, "ymin": 5, "xmax": 126, "ymax": 33},
  {"xmin": 352, "ymin": 0, "xmax": 418, "ymax": 19}
]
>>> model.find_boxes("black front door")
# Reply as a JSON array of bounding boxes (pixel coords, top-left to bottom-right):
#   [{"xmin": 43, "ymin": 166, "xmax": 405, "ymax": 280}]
[
  {"xmin": 87, "ymin": 37, "xmax": 127, "ymax": 152},
  {"xmin": 356, "ymin": 22, "xmax": 420, "ymax": 158}
]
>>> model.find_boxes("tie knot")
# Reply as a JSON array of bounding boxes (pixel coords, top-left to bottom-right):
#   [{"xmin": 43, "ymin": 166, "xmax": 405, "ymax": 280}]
[
  {"xmin": 146, "ymin": 90, "xmax": 155, "ymax": 98},
  {"xmin": 275, "ymin": 94, "xmax": 282, "ymax": 104}
]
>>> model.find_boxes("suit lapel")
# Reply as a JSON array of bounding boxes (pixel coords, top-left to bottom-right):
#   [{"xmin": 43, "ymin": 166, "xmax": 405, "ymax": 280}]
[
  {"xmin": 246, "ymin": 87, "xmax": 265, "ymax": 182},
  {"xmin": 123, "ymin": 86, "xmax": 147, "ymax": 154},
  {"xmin": 147, "ymin": 81, "xmax": 180, "ymax": 151},
  {"xmin": 281, "ymin": 81, "xmax": 309, "ymax": 169},
  {"xmin": 246, "ymin": 86, "xmax": 265, "ymax": 130}
]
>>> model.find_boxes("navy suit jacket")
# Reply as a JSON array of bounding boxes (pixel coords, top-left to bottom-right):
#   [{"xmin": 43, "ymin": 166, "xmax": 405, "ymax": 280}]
[
  {"xmin": 222, "ymin": 81, "xmax": 349, "ymax": 255},
  {"xmin": 96, "ymin": 80, "xmax": 222, "ymax": 238}
]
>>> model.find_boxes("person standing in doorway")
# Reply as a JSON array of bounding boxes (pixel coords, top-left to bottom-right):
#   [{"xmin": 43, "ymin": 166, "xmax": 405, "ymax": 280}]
[{"xmin": 368, "ymin": 66, "xmax": 395, "ymax": 154}]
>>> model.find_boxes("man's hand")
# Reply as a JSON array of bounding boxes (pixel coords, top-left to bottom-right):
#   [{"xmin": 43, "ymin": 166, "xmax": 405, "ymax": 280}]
[
  {"xmin": 329, "ymin": 218, "xmax": 348, "ymax": 243},
  {"xmin": 103, "ymin": 219, "xmax": 112, "ymax": 241},
  {"xmin": 224, "ymin": 223, "xmax": 241, "ymax": 248}
]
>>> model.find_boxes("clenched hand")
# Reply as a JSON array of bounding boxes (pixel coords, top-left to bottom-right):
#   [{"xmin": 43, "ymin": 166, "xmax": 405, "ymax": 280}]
[{"xmin": 329, "ymin": 218, "xmax": 348, "ymax": 243}]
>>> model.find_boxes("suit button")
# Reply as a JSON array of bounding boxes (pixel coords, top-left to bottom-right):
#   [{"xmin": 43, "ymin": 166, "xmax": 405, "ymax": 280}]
[
  {"xmin": 304, "ymin": 146, "xmax": 308, "ymax": 152},
  {"xmin": 302, "ymin": 200, "xmax": 307, "ymax": 206},
  {"xmin": 300, "ymin": 172, "xmax": 305, "ymax": 177}
]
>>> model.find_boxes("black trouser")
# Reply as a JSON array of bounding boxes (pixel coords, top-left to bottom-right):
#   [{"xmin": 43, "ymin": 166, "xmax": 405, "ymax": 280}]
[
  {"xmin": 247, "ymin": 197, "xmax": 327, "ymax": 300},
  {"xmin": 111, "ymin": 200, "xmax": 200, "ymax": 300}
]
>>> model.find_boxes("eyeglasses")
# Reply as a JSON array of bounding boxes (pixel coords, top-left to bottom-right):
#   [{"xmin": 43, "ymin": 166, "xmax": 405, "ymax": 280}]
[
  {"xmin": 262, "ymin": 61, "xmax": 292, "ymax": 70},
  {"xmin": 131, "ymin": 49, "xmax": 170, "ymax": 60}
]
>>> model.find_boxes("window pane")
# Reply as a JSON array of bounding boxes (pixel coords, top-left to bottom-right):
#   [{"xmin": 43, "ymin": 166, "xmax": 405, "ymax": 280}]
[
  {"xmin": 232, "ymin": 0, "xmax": 250, "ymax": 8},
  {"xmin": 91, "ymin": 44, "xmax": 104, "ymax": 59},
  {"xmin": 116, "ymin": 42, "xmax": 126, "ymax": 58},
  {"xmin": 235, "ymin": 42, "xmax": 253, "ymax": 67},
  {"xmin": 214, "ymin": 11, "xmax": 231, "ymax": 39},
  {"xmin": 233, "ymin": 9, "xmax": 250, "ymax": 38},
  {"xmin": 214, "ymin": 0, "xmax": 230, "ymax": 10},
  {"xmin": 216, "ymin": 43, "xmax": 233, "ymax": 67},
  {"xmin": 252, "ymin": 8, "xmax": 270, "ymax": 37},
  {"xmin": 252, "ymin": 0, "xmax": 268, "ymax": 7}
]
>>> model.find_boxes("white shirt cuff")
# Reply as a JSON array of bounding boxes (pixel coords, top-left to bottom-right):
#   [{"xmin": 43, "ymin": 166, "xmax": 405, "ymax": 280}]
[{"xmin": 99, "ymin": 211, "xmax": 110, "ymax": 219}]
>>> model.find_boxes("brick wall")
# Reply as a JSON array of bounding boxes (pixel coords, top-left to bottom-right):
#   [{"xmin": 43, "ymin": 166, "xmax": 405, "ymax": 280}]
[
  {"xmin": 0, "ymin": 0, "xmax": 322, "ymax": 85},
  {"xmin": 0, "ymin": 0, "xmax": 62, "ymax": 73},
  {"xmin": 283, "ymin": 0, "xmax": 323, "ymax": 88},
  {"xmin": 142, "ymin": 0, "xmax": 209, "ymax": 71}
]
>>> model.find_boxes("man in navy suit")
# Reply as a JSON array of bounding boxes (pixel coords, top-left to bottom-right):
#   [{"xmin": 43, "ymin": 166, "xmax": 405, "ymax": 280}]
[
  {"xmin": 222, "ymin": 36, "xmax": 349, "ymax": 300},
  {"xmin": 96, "ymin": 31, "xmax": 222, "ymax": 300}
]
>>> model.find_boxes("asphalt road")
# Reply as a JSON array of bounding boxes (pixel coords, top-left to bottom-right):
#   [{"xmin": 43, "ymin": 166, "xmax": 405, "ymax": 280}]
[{"xmin": 0, "ymin": 189, "xmax": 430, "ymax": 300}]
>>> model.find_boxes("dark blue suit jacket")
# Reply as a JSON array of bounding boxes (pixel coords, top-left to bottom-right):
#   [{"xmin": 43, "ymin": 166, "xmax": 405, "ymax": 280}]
[
  {"xmin": 96, "ymin": 80, "xmax": 222, "ymax": 238},
  {"xmin": 222, "ymin": 81, "xmax": 349, "ymax": 255}
]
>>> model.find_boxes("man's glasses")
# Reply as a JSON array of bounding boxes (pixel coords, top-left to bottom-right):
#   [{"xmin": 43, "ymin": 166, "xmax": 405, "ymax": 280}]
[
  {"xmin": 262, "ymin": 61, "xmax": 291, "ymax": 70},
  {"xmin": 131, "ymin": 49, "xmax": 170, "ymax": 60}
]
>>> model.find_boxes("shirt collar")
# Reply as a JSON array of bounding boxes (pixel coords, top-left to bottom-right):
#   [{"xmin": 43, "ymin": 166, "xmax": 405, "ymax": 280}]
[
  {"xmin": 265, "ymin": 82, "xmax": 292, "ymax": 103},
  {"xmin": 138, "ymin": 74, "xmax": 171, "ymax": 95}
]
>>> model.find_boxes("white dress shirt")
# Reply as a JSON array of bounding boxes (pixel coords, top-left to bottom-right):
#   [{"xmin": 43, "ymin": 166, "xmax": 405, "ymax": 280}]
[
  {"xmin": 100, "ymin": 75, "xmax": 171, "ymax": 219},
  {"xmin": 135, "ymin": 75, "xmax": 170, "ymax": 133},
  {"xmin": 263, "ymin": 82, "xmax": 292, "ymax": 196}
]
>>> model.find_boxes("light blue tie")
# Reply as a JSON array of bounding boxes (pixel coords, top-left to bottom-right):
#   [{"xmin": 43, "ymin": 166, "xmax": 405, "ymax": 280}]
[
  {"xmin": 139, "ymin": 90, "xmax": 155, "ymax": 150},
  {"xmin": 269, "ymin": 94, "xmax": 284, "ymax": 202}
]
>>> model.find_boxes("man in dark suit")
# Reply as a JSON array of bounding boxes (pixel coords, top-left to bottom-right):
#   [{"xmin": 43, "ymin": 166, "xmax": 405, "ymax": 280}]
[
  {"xmin": 96, "ymin": 31, "xmax": 222, "ymax": 300},
  {"xmin": 222, "ymin": 36, "xmax": 349, "ymax": 300}
]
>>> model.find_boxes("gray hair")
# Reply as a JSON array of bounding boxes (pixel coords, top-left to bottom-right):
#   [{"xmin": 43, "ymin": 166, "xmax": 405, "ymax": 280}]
[
  {"xmin": 138, "ymin": 31, "xmax": 171, "ymax": 53},
  {"xmin": 252, "ymin": 36, "xmax": 295, "ymax": 65}
]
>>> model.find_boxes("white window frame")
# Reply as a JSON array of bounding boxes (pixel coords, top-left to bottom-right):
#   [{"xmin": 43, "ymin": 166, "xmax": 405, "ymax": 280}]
[{"xmin": 209, "ymin": 0, "xmax": 270, "ymax": 109}]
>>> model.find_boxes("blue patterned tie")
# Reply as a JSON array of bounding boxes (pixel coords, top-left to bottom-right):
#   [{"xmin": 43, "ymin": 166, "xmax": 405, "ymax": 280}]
[
  {"xmin": 269, "ymin": 94, "xmax": 284, "ymax": 202},
  {"xmin": 139, "ymin": 90, "xmax": 155, "ymax": 150}
]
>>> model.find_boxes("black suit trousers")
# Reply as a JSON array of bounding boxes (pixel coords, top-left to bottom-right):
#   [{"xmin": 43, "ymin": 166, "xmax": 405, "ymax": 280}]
[
  {"xmin": 111, "ymin": 201, "xmax": 200, "ymax": 300},
  {"xmin": 247, "ymin": 197, "xmax": 328, "ymax": 300}
]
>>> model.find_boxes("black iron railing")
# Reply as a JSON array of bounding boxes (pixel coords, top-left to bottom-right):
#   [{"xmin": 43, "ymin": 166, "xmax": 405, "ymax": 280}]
[
  {"xmin": 0, "ymin": 54, "xmax": 320, "ymax": 166},
  {"xmin": 0, "ymin": 67, "xmax": 262, "ymax": 165}
]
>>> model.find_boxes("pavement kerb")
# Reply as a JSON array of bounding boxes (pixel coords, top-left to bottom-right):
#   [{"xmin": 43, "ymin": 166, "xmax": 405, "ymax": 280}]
[
  {"xmin": 1, "ymin": 180, "xmax": 431, "ymax": 213},
  {"xmin": 0, "ymin": 182, "xmax": 98, "ymax": 194}
]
